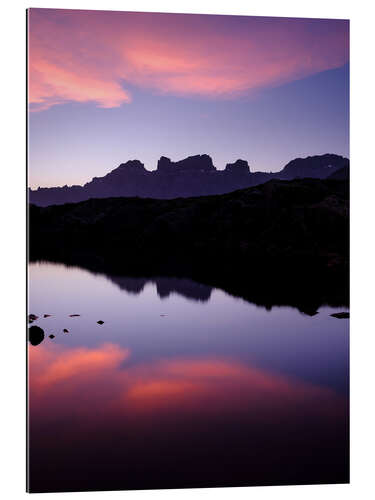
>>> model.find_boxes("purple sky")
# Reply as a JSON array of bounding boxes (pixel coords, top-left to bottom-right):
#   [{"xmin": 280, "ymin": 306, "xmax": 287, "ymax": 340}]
[{"xmin": 28, "ymin": 9, "xmax": 349, "ymax": 188}]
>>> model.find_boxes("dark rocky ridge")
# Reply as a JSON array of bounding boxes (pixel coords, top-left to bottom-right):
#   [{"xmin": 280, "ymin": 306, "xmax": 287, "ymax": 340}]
[
  {"xmin": 327, "ymin": 165, "xmax": 349, "ymax": 180},
  {"xmin": 29, "ymin": 177, "xmax": 349, "ymax": 312},
  {"xmin": 29, "ymin": 153, "xmax": 349, "ymax": 206}
]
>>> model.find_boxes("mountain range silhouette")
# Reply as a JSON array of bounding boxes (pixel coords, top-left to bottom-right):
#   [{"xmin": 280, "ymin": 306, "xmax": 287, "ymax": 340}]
[{"xmin": 29, "ymin": 153, "xmax": 349, "ymax": 206}]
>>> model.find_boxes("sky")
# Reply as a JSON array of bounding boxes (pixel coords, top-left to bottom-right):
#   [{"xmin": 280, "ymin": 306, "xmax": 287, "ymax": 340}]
[{"xmin": 28, "ymin": 9, "xmax": 349, "ymax": 189}]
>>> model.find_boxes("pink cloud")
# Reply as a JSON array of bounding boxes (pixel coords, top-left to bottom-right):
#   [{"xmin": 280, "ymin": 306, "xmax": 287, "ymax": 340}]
[{"xmin": 28, "ymin": 9, "xmax": 349, "ymax": 111}]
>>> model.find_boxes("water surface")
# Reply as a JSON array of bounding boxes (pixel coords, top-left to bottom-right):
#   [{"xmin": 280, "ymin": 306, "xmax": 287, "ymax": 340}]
[{"xmin": 28, "ymin": 261, "xmax": 349, "ymax": 492}]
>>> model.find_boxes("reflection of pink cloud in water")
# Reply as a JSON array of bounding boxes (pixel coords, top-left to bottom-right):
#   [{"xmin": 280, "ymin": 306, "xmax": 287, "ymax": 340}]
[
  {"xmin": 28, "ymin": 9, "xmax": 349, "ymax": 111},
  {"xmin": 28, "ymin": 342, "xmax": 348, "ymax": 491},
  {"xmin": 34, "ymin": 343, "xmax": 130, "ymax": 386},
  {"xmin": 29, "ymin": 342, "xmax": 345, "ymax": 421}
]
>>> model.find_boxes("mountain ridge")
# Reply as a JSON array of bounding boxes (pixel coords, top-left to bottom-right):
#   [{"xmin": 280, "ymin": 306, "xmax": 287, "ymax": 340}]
[
  {"xmin": 29, "ymin": 176, "xmax": 349, "ymax": 313},
  {"xmin": 29, "ymin": 153, "xmax": 349, "ymax": 206}
]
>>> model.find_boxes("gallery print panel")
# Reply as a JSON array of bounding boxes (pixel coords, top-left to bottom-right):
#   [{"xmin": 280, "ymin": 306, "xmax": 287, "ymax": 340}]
[{"xmin": 27, "ymin": 8, "xmax": 349, "ymax": 493}]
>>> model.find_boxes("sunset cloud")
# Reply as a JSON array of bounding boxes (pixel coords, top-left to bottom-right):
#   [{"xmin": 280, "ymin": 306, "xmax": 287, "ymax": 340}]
[{"xmin": 28, "ymin": 9, "xmax": 349, "ymax": 111}]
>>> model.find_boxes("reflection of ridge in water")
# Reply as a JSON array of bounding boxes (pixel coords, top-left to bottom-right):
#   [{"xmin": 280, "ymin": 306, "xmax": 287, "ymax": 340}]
[
  {"xmin": 107, "ymin": 276, "xmax": 213, "ymax": 302},
  {"xmin": 31, "ymin": 258, "xmax": 349, "ymax": 313}
]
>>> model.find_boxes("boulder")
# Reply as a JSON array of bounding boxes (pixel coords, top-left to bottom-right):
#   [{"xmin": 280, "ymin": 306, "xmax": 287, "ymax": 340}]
[
  {"xmin": 29, "ymin": 326, "xmax": 44, "ymax": 346},
  {"xmin": 330, "ymin": 312, "xmax": 349, "ymax": 319}
]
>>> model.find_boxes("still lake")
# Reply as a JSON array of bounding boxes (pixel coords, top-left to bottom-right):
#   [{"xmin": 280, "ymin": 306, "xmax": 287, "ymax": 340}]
[{"xmin": 28, "ymin": 261, "xmax": 349, "ymax": 492}]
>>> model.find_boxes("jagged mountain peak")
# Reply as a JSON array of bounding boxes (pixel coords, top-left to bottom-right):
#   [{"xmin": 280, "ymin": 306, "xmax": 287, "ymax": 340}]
[
  {"xmin": 281, "ymin": 154, "xmax": 348, "ymax": 178},
  {"xmin": 157, "ymin": 154, "xmax": 215, "ymax": 173},
  {"xmin": 29, "ymin": 153, "xmax": 349, "ymax": 206},
  {"xmin": 224, "ymin": 159, "xmax": 250, "ymax": 174}
]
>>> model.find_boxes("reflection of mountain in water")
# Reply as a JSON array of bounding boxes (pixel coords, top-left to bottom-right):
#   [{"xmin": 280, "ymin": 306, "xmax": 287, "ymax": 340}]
[
  {"xmin": 31, "ymin": 257, "xmax": 348, "ymax": 315},
  {"xmin": 107, "ymin": 276, "xmax": 212, "ymax": 302},
  {"xmin": 30, "ymin": 168, "xmax": 349, "ymax": 315}
]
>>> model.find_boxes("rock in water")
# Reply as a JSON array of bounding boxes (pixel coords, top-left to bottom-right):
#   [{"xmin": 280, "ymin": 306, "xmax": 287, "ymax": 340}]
[
  {"xmin": 29, "ymin": 326, "xmax": 45, "ymax": 346},
  {"xmin": 330, "ymin": 312, "xmax": 349, "ymax": 319},
  {"xmin": 49, "ymin": 334, "xmax": 55, "ymax": 339},
  {"xmin": 28, "ymin": 314, "xmax": 38, "ymax": 321},
  {"xmin": 69, "ymin": 314, "xmax": 80, "ymax": 317},
  {"xmin": 97, "ymin": 320, "xmax": 104, "ymax": 325},
  {"xmin": 43, "ymin": 314, "xmax": 52, "ymax": 318},
  {"xmin": 302, "ymin": 310, "xmax": 319, "ymax": 317},
  {"xmin": 63, "ymin": 328, "xmax": 69, "ymax": 333}
]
